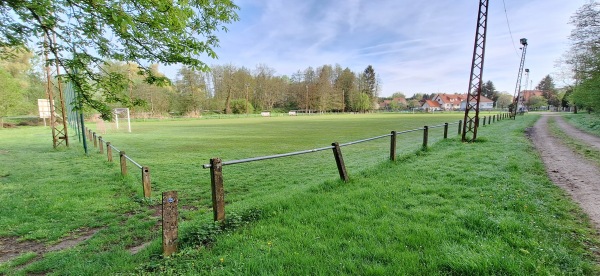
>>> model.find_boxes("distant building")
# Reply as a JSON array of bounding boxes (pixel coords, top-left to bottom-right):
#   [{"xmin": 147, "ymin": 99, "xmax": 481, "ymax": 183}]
[
  {"xmin": 421, "ymin": 100, "xmax": 441, "ymax": 112},
  {"xmin": 459, "ymin": 95, "xmax": 494, "ymax": 110},
  {"xmin": 431, "ymin": 93, "xmax": 468, "ymax": 110}
]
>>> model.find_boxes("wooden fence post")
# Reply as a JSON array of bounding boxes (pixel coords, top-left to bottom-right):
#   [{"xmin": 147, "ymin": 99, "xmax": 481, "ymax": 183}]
[
  {"xmin": 120, "ymin": 151, "xmax": 127, "ymax": 176},
  {"xmin": 210, "ymin": 158, "xmax": 225, "ymax": 222},
  {"xmin": 98, "ymin": 137, "xmax": 104, "ymax": 154},
  {"xmin": 106, "ymin": 142, "xmax": 113, "ymax": 162},
  {"xmin": 488, "ymin": 115, "xmax": 491, "ymax": 125},
  {"xmin": 422, "ymin": 126, "xmax": 429, "ymax": 149},
  {"xmin": 331, "ymin": 142, "xmax": 349, "ymax": 182},
  {"xmin": 142, "ymin": 166, "xmax": 152, "ymax": 198},
  {"xmin": 492, "ymin": 115, "xmax": 495, "ymax": 123},
  {"xmin": 482, "ymin": 116, "xmax": 486, "ymax": 126},
  {"xmin": 162, "ymin": 191, "xmax": 178, "ymax": 257},
  {"xmin": 93, "ymin": 132, "xmax": 97, "ymax": 147},
  {"xmin": 390, "ymin": 131, "xmax": 397, "ymax": 161},
  {"xmin": 458, "ymin": 120, "xmax": 462, "ymax": 135},
  {"xmin": 444, "ymin": 123, "xmax": 449, "ymax": 139}
]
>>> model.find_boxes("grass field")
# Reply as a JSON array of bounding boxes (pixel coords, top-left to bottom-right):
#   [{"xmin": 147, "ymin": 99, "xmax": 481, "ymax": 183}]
[{"xmin": 1, "ymin": 112, "xmax": 599, "ymax": 274}]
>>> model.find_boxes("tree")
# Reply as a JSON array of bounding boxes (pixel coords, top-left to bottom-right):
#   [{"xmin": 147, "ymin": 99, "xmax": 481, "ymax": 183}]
[
  {"xmin": 174, "ymin": 66, "xmax": 207, "ymax": 116},
  {"xmin": 535, "ymin": 75, "xmax": 560, "ymax": 107},
  {"xmin": 335, "ymin": 68, "xmax": 355, "ymax": 112},
  {"xmin": 362, "ymin": 65, "xmax": 377, "ymax": 104},
  {"xmin": 0, "ymin": 47, "xmax": 44, "ymax": 115},
  {"xmin": 496, "ymin": 93, "xmax": 513, "ymax": 109},
  {"xmin": 230, "ymin": 99, "xmax": 254, "ymax": 114},
  {"xmin": 565, "ymin": 1, "xmax": 600, "ymax": 112},
  {"xmin": 0, "ymin": 1, "xmax": 239, "ymax": 120},
  {"xmin": 526, "ymin": 95, "xmax": 548, "ymax": 110},
  {"xmin": 407, "ymin": 99, "xmax": 421, "ymax": 109},
  {"xmin": 390, "ymin": 92, "xmax": 406, "ymax": 99},
  {"xmin": 0, "ymin": 68, "xmax": 25, "ymax": 117},
  {"xmin": 481, "ymin": 80, "xmax": 499, "ymax": 105}
]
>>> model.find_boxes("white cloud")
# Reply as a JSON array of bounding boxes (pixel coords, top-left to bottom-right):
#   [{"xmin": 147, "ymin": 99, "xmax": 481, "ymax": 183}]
[{"xmin": 162, "ymin": 0, "xmax": 586, "ymax": 97}]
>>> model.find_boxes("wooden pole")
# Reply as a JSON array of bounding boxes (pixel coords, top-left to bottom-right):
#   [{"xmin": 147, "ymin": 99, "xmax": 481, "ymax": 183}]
[
  {"xmin": 390, "ymin": 131, "xmax": 397, "ymax": 161},
  {"xmin": 98, "ymin": 137, "xmax": 104, "ymax": 154},
  {"xmin": 93, "ymin": 132, "xmax": 97, "ymax": 147},
  {"xmin": 458, "ymin": 120, "xmax": 462, "ymax": 135},
  {"xmin": 162, "ymin": 191, "xmax": 178, "ymax": 257},
  {"xmin": 422, "ymin": 126, "xmax": 429, "ymax": 149},
  {"xmin": 210, "ymin": 158, "xmax": 225, "ymax": 222},
  {"xmin": 142, "ymin": 166, "xmax": 152, "ymax": 198},
  {"xmin": 120, "ymin": 151, "xmax": 127, "ymax": 176},
  {"xmin": 444, "ymin": 123, "xmax": 448, "ymax": 139},
  {"xmin": 106, "ymin": 142, "xmax": 113, "ymax": 162},
  {"xmin": 488, "ymin": 115, "xmax": 491, "ymax": 125},
  {"xmin": 331, "ymin": 142, "xmax": 349, "ymax": 182}
]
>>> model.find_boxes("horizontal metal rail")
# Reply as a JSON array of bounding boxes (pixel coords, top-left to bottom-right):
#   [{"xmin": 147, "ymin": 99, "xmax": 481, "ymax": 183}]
[
  {"xmin": 203, "ymin": 146, "xmax": 335, "ymax": 168},
  {"xmin": 124, "ymin": 154, "xmax": 143, "ymax": 169},
  {"xmin": 339, "ymin": 133, "xmax": 392, "ymax": 147},
  {"xmin": 394, "ymin": 128, "xmax": 424, "ymax": 134},
  {"xmin": 202, "ymin": 120, "xmax": 461, "ymax": 169},
  {"xmin": 109, "ymin": 144, "xmax": 121, "ymax": 153},
  {"xmin": 429, "ymin": 124, "xmax": 446, "ymax": 128}
]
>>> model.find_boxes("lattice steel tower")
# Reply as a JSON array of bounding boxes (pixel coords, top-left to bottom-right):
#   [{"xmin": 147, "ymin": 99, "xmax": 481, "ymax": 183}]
[
  {"xmin": 511, "ymin": 38, "xmax": 528, "ymax": 118},
  {"xmin": 462, "ymin": 0, "xmax": 489, "ymax": 142}
]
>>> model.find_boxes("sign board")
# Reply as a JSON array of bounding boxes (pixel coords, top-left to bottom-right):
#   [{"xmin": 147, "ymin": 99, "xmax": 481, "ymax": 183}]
[{"xmin": 38, "ymin": 99, "xmax": 53, "ymax": 118}]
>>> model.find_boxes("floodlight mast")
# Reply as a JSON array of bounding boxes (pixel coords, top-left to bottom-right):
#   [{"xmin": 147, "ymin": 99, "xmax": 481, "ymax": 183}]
[
  {"xmin": 462, "ymin": 0, "xmax": 489, "ymax": 142},
  {"xmin": 511, "ymin": 38, "xmax": 528, "ymax": 118}
]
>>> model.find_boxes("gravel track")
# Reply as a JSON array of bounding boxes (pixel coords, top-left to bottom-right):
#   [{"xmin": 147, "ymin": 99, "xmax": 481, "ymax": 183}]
[{"xmin": 529, "ymin": 113, "xmax": 600, "ymax": 230}]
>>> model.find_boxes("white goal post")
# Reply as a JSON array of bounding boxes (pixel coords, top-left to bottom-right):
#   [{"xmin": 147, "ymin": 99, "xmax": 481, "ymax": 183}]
[{"xmin": 113, "ymin": 108, "xmax": 131, "ymax": 132}]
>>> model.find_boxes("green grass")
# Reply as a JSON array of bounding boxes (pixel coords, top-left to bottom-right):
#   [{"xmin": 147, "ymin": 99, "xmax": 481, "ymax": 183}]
[
  {"xmin": 547, "ymin": 117, "xmax": 600, "ymax": 167},
  {"xmin": 562, "ymin": 113, "xmax": 600, "ymax": 136},
  {"xmin": 1, "ymin": 112, "xmax": 599, "ymax": 274}
]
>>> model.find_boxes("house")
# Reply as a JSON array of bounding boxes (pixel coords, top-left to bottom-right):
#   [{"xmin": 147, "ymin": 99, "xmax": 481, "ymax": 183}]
[
  {"xmin": 517, "ymin": 90, "xmax": 544, "ymax": 110},
  {"xmin": 421, "ymin": 100, "xmax": 441, "ymax": 112},
  {"xmin": 459, "ymin": 95, "xmax": 494, "ymax": 110},
  {"xmin": 431, "ymin": 93, "xmax": 468, "ymax": 110},
  {"xmin": 520, "ymin": 90, "xmax": 544, "ymax": 103}
]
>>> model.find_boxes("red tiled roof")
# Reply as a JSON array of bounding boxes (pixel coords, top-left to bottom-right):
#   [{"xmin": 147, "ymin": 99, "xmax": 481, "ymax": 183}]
[{"xmin": 423, "ymin": 100, "xmax": 441, "ymax": 108}]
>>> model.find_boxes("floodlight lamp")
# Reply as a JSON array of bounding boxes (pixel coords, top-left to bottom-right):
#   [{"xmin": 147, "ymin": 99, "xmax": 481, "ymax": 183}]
[
  {"xmin": 525, "ymin": 69, "xmax": 530, "ymax": 72},
  {"xmin": 520, "ymin": 38, "xmax": 528, "ymax": 46}
]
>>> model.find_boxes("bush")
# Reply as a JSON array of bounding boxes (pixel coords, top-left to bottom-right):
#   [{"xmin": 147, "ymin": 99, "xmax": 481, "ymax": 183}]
[{"xmin": 230, "ymin": 99, "xmax": 254, "ymax": 114}]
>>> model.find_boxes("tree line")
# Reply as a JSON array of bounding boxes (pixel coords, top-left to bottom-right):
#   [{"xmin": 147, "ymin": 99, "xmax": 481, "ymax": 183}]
[
  {"xmin": 0, "ymin": 54, "xmax": 382, "ymax": 117},
  {"xmin": 562, "ymin": 1, "xmax": 600, "ymax": 113}
]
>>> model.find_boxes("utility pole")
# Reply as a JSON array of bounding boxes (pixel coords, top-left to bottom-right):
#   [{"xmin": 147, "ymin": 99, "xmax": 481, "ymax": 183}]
[
  {"xmin": 462, "ymin": 0, "xmax": 489, "ymax": 142},
  {"xmin": 245, "ymin": 83, "xmax": 249, "ymax": 115},
  {"xmin": 305, "ymin": 85, "xmax": 309, "ymax": 113}
]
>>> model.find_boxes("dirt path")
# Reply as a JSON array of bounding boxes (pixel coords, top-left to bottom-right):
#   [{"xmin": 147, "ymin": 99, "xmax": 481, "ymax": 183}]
[
  {"xmin": 529, "ymin": 113, "xmax": 600, "ymax": 230},
  {"xmin": 554, "ymin": 116, "xmax": 600, "ymax": 151}
]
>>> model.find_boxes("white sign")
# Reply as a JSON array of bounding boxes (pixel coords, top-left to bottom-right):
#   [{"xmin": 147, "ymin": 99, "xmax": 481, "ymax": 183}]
[{"xmin": 38, "ymin": 99, "xmax": 53, "ymax": 118}]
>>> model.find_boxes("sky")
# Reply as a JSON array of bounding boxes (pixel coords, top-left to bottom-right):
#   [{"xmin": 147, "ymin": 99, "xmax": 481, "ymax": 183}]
[{"xmin": 164, "ymin": 0, "xmax": 586, "ymax": 98}]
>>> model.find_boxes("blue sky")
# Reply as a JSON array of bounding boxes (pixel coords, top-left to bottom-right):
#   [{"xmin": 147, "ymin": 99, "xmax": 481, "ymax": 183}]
[{"xmin": 165, "ymin": 0, "xmax": 585, "ymax": 97}]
